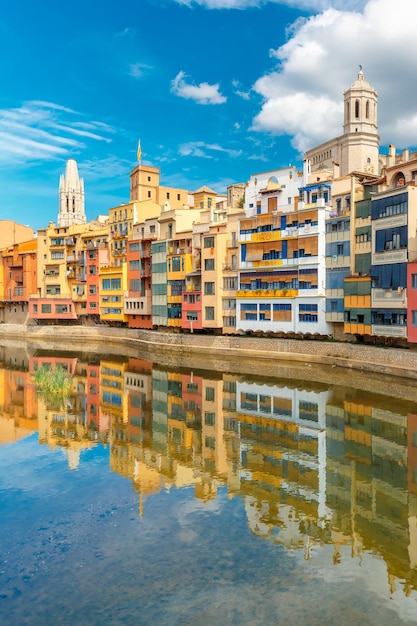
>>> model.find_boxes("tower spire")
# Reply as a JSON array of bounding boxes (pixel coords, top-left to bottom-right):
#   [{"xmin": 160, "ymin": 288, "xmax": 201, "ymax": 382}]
[{"xmin": 58, "ymin": 159, "xmax": 86, "ymax": 227}]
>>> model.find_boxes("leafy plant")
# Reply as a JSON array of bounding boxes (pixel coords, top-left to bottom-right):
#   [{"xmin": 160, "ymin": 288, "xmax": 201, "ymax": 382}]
[{"xmin": 33, "ymin": 364, "xmax": 72, "ymax": 408}]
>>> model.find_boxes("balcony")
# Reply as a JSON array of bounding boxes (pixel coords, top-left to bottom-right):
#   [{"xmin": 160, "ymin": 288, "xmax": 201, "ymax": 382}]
[
  {"xmin": 371, "ymin": 249, "xmax": 407, "ymax": 265},
  {"xmin": 124, "ymin": 295, "xmax": 152, "ymax": 316},
  {"xmin": 10, "ymin": 270, "xmax": 23, "ymax": 283},
  {"xmin": 237, "ymin": 288, "xmax": 298, "ymax": 299},
  {"xmin": 298, "ymin": 223, "xmax": 319, "ymax": 237},
  {"xmin": 371, "ymin": 324, "xmax": 406, "ymax": 338},
  {"xmin": 371, "ymin": 288, "xmax": 406, "ymax": 308}
]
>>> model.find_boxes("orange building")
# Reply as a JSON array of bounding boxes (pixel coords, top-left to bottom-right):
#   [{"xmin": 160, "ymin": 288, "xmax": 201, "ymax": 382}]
[{"xmin": 0, "ymin": 238, "xmax": 38, "ymax": 324}]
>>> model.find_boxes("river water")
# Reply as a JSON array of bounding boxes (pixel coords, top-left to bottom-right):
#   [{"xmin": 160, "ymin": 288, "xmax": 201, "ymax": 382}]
[{"xmin": 1, "ymin": 342, "xmax": 417, "ymax": 625}]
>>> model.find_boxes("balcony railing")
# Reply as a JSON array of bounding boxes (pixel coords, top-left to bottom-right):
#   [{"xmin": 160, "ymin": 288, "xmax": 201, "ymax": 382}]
[
  {"xmin": 371, "ymin": 324, "xmax": 407, "ymax": 338},
  {"xmin": 237, "ymin": 288, "xmax": 298, "ymax": 299},
  {"xmin": 371, "ymin": 288, "xmax": 407, "ymax": 307}
]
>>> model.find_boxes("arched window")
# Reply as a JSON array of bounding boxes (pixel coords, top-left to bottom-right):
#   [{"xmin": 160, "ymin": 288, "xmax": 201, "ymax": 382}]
[
  {"xmin": 365, "ymin": 100, "xmax": 370, "ymax": 118},
  {"xmin": 393, "ymin": 172, "xmax": 406, "ymax": 188},
  {"xmin": 346, "ymin": 102, "xmax": 350, "ymax": 121},
  {"xmin": 355, "ymin": 100, "xmax": 360, "ymax": 118}
]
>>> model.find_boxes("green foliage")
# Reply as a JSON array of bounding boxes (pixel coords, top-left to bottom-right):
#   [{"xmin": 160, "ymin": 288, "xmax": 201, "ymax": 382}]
[{"xmin": 33, "ymin": 365, "xmax": 72, "ymax": 407}]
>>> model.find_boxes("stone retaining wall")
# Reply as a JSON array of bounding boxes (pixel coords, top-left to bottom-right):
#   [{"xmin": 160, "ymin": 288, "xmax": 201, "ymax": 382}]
[{"xmin": 1, "ymin": 323, "xmax": 417, "ymax": 382}]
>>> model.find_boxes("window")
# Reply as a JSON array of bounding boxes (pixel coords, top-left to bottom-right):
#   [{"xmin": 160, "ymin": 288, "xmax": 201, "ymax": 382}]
[
  {"xmin": 33, "ymin": 304, "xmax": 38, "ymax": 313},
  {"xmin": 177, "ymin": 194, "xmax": 181, "ymax": 201},
  {"xmin": 205, "ymin": 412, "xmax": 215, "ymax": 425},
  {"xmin": 375, "ymin": 226, "xmax": 407, "ymax": 252},
  {"xmin": 186, "ymin": 312, "xmax": 198, "ymax": 321},
  {"xmin": 41, "ymin": 304, "xmax": 51, "ymax": 313},
  {"xmin": 412, "ymin": 274, "xmax": 417, "ymax": 289},
  {"xmin": 299, "ymin": 303, "xmax": 318, "ymax": 322},
  {"xmin": 223, "ymin": 277, "xmax": 238, "ymax": 290},
  {"xmin": 55, "ymin": 304, "xmax": 68, "ymax": 314},
  {"xmin": 204, "ymin": 282, "xmax": 215, "ymax": 295},
  {"xmin": 259, "ymin": 303, "xmax": 271, "ymax": 321},
  {"xmin": 130, "ymin": 260, "xmax": 140, "ymax": 270},
  {"xmin": 51, "ymin": 251, "xmax": 64, "ymax": 260},
  {"xmin": 46, "ymin": 285, "xmax": 60, "ymax": 295},
  {"xmin": 150, "ymin": 225, "xmax": 156, "ymax": 234},
  {"xmin": 205, "ymin": 306, "xmax": 215, "ymax": 320},
  {"xmin": 412, "ymin": 311, "xmax": 417, "ymax": 326},
  {"xmin": 205, "ymin": 387, "xmax": 215, "ymax": 401},
  {"xmin": 331, "ymin": 300, "xmax": 338, "ymax": 312},
  {"xmin": 102, "ymin": 278, "xmax": 121, "ymax": 290},
  {"xmin": 273, "ymin": 303, "xmax": 291, "ymax": 322},
  {"xmin": 89, "ymin": 266, "xmax": 96, "ymax": 275},
  {"xmin": 204, "ymin": 258, "xmax": 215, "ymax": 271},
  {"xmin": 147, "ymin": 191, "xmax": 151, "ymax": 198},
  {"xmin": 223, "ymin": 299, "xmax": 236, "ymax": 310},
  {"xmin": 205, "ymin": 436, "xmax": 216, "ymax": 450},
  {"xmin": 204, "ymin": 236, "xmax": 215, "ymax": 248},
  {"xmin": 89, "ymin": 285, "xmax": 96, "ymax": 294}
]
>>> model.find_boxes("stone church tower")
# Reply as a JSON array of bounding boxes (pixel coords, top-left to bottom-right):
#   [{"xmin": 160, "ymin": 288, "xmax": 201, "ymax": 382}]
[
  {"xmin": 340, "ymin": 68, "xmax": 379, "ymax": 176},
  {"xmin": 304, "ymin": 69, "xmax": 380, "ymax": 179},
  {"xmin": 58, "ymin": 159, "xmax": 86, "ymax": 227}
]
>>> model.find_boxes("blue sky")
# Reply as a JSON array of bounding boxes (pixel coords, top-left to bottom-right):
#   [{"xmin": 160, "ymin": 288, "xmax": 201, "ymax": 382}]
[{"xmin": 1, "ymin": 0, "xmax": 416, "ymax": 230}]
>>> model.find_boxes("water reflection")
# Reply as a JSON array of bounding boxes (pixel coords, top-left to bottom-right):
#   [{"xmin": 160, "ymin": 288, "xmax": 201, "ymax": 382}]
[{"xmin": 1, "ymin": 344, "xmax": 417, "ymax": 612}]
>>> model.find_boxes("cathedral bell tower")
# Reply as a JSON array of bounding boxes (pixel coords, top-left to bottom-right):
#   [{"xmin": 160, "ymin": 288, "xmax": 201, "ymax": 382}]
[
  {"xmin": 58, "ymin": 159, "xmax": 86, "ymax": 227},
  {"xmin": 340, "ymin": 68, "xmax": 380, "ymax": 176}
]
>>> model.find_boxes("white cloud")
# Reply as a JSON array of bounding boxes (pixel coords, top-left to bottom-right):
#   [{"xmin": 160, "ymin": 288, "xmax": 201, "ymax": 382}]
[
  {"xmin": 0, "ymin": 101, "xmax": 114, "ymax": 165},
  {"xmin": 251, "ymin": 0, "xmax": 417, "ymax": 152},
  {"xmin": 171, "ymin": 71, "xmax": 227, "ymax": 105},
  {"xmin": 79, "ymin": 155, "xmax": 131, "ymax": 180},
  {"xmin": 232, "ymin": 79, "xmax": 251, "ymax": 100},
  {"xmin": 129, "ymin": 62, "xmax": 152, "ymax": 79},
  {"xmin": 173, "ymin": 0, "xmax": 366, "ymax": 10},
  {"xmin": 179, "ymin": 141, "xmax": 241, "ymax": 158},
  {"xmin": 116, "ymin": 27, "xmax": 135, "ymax": 37}
]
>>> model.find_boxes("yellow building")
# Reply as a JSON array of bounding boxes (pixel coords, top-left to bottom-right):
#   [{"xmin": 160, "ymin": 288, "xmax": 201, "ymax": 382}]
[
  {"xmin": 130, "ymin": 163, "xmax": 189, "ymax": 209},
  {"xmin": 99, "ymin": 263, "xmax": 128, "ymax": 324},
  {"xmin": 108, "ymin": 201, "xmax": 137, "ymax": 266},
  {"xmin": 33, "ymin": 220, "xmax": 109, "ymax": 321}
]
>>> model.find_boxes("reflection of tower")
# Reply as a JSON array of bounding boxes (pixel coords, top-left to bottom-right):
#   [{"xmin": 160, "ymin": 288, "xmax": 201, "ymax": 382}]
[{"xmin": 58, "ymin": 159, "xmax": 86, "ymax": 227}]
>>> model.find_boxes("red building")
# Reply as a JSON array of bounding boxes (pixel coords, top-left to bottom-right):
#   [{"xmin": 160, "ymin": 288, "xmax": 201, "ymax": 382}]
[
  {"xmin": 182, "ymin": 288, "xmax": 203, "ymax": 332},
  {"xmin": 126, "ymin": 239, "xmax": 153, "ymax": 329}
]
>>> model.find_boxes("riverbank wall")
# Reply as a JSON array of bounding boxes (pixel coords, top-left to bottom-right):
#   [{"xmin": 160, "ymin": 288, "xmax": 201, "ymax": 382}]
[{"xmin": 1, "ymin": 323, "xmax": 417, "ymax": 381}]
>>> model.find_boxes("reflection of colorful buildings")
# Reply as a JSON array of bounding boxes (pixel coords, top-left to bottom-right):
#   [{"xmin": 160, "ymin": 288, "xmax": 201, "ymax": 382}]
[
  {"xmin": 326, "ymin": 396, "xmax": 417, "ymax": 590},
  {"xmin": 2, "ymin": 350, "xmax": 417, "ymax": 596},
  {"xmin": 0, "ymin": 363, "xmax": 38, "ymax": 444}
]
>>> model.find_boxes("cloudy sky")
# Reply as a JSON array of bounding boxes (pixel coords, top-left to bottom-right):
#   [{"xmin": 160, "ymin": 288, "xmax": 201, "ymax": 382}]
[{"xmin": 0, "ymin": 0, "xmax": 416, "ymax": 229}]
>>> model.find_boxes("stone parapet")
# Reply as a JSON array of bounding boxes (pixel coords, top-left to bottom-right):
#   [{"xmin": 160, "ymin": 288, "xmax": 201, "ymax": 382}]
[{"xmin": 0, "ymin": 324, "xmax": 417, "ymax": 388}]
